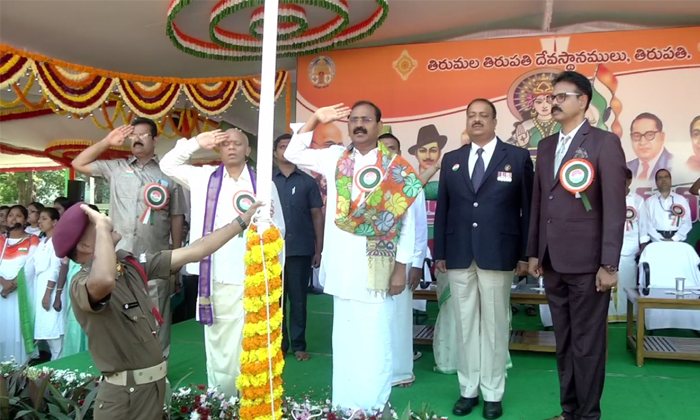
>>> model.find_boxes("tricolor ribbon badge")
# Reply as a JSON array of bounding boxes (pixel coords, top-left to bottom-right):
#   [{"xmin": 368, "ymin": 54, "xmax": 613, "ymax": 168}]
[
  {"xmin": 354, "ymin": 165, "xmax": 383, "ymax": 194},
  {"xmin": 141, "ymin": 183, "xmax": 169, "ymax": 225},
  {"xmin": 671, "ymin": 204, "xmax": 685, "ymax": 227},
  {"xmin": 232, "ymin": 190, "xmax": 256, "ymax": 237},
  {"xmin": 625, "ymin": 206, "xmax": 637, "ymax": 231},
  {"xmin": 560, "ymin": 159, "xmax": 595, "ymax": 212}
]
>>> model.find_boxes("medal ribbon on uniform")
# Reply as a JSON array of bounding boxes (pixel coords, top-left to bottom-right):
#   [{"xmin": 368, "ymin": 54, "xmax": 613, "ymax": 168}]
[
  {"xmin": 560, "ymin": 158, "xmax": 595, "ymax": 212},
  {"xmin": 625, "ymin": 206, "xmax": 637, "ymax": 231},
  {"xmin": 671, "ymin": 204, "xmax": 685, "ymax": 227},
  {"xmin": 140, "ymin": 183, "xmax": 170, "ymax": 225}
]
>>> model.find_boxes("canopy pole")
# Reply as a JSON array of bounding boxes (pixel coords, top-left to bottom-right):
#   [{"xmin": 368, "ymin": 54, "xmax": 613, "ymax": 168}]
[
  {"xmin": 542, "ymin": 0, "xmax": 554, "ymax": 32},
  {"xmin": 254, "ymin": 0, "xmax": 281, "ymax": 230}
]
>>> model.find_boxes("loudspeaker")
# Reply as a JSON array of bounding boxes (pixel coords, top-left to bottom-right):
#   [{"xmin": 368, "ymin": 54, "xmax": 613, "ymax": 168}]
[{"xmin": 67, "ymin": 180, "xmax": 86, "ymax": 203}]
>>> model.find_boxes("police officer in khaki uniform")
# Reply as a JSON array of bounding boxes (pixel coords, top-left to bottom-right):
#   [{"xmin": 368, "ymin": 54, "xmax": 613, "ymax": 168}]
[{"xmin": 53, "ymin": 200, "xmax": 263, "ymax": 420}]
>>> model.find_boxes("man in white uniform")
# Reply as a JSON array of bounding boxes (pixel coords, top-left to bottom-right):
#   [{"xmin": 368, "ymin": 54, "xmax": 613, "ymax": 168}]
[
  {"xmin": 379, "ymin": 133, "xmax": 428, "ymax": 387},
  {"xmin": 285, "ymin": 102, "xmax": 420, "ymax": 410},
  {"xmin": 645, "ymin": 169, "xmax": 691, "ymax": 243},
  {"xmin": 160, "ymin": 125, "xmax": 285, "ymax": 397},
  {"xmin": 610, "ymin": 168, "xmax": 649, "ymax": 321}
]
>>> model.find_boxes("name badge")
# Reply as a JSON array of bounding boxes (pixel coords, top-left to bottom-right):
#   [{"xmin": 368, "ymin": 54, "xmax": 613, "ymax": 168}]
[
  {"xmin": 157, "ymin": 179, "xmax": 169, "ymax": 188},
  {"xmin": 125, "ymin": 168, "xmax": 134, "ymax": 175},
  {"xmin": 497, "ymin": 171, "xmax": 513, "ymax": 182}
]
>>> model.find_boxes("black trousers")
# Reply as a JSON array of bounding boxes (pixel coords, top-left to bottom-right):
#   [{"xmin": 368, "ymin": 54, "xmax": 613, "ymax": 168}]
[
  {"xmin": 281, "ymin": 256, "xmax": 313, "ymax": 353},
  {"xmin": 543, "ymin": 256, "xmax": 609, "ymax": 420},
  {"xmin": 172, "ymin": 275, "xmax": 199, "ymax": 324}
]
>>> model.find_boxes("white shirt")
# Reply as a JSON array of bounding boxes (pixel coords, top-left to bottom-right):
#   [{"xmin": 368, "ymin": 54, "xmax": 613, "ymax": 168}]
[
  {"xmin": 468, "ymin": 136, "xmax": 497, "ymax": 176},
  {"xmin": 645, "ymin": 192, "xmax": 692, "ymax": 243},
  {"xmin": 558, "ymin": 118, "xmax": 587, "ymax": 152},
  {"xmin": 285, "ymin": 123, "xmax": 419, "ymax": 303},
  {"xmin": 411, "ymin": 191, "xmax": 428, "ymax": 269},
  {"xmin": 160, "ymin": 137, "xmax": 286, "ymax": 284},
  {"xmin": 622, "ymin": 192, "xmax": 650, "ymax": 256}
]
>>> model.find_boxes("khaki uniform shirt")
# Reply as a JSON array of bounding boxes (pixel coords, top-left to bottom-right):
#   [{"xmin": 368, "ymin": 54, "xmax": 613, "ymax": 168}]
[
  {"xmin": 70, "ymin": 250, "xmax": 172, "ymax": 374},
  {"xmin": 93, "ymin": 156, "xmax": 187, "ymax": 256}
]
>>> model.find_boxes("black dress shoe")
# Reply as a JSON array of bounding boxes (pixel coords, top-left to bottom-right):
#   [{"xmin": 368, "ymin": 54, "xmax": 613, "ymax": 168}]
[
  {"xmin": 452, "ymin": 397, "xmax": 479, "ymax": 416},
  {"xmin": 483, "ymin": 401, "xmax": 503, "ymax": 419}
]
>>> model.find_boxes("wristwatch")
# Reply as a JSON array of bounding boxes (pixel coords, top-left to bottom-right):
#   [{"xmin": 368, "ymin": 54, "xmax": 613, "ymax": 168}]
[
  {"xmin": 235, "ymin": 216, "xmax": 248, "ymax": 230},
  {"xmin": 601, "ymin": 265, "xmax": 618, "ymax": 274}
]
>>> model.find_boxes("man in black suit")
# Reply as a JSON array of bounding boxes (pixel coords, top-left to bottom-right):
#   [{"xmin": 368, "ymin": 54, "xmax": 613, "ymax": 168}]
[{"xmin": 434, "ymin": 99, "xmax": 534, "ymax": 419}]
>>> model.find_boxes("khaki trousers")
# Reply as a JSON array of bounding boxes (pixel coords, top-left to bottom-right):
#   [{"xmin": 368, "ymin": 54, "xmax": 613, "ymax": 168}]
[{"xmin": 447, "ymin": 262, "xmax": 512, "ymax": 402}]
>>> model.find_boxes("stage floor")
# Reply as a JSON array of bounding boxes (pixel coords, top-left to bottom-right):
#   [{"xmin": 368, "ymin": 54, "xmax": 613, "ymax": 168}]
[{"xmin": 44, "ymin": 295, "xmax": 700, "ymax": 419}]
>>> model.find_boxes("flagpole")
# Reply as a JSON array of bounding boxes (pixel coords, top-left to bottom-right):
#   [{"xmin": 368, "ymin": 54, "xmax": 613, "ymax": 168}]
[{"xmin": 254, "ymin": 0, "xmax": 280, "ymax": 230}]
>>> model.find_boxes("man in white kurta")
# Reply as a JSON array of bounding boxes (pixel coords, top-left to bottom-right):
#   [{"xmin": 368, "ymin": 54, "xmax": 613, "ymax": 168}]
[
  {"xmin": 285, "ymin": 104, "xmax": 420, "ymax": 410},
  {"xmin": 610, "ymin": 169, "xmax": 650, "ymax": 322},
  {"xmin": 645, "ymin": 170, "xmax": 692, "ymax": 243},
  {"xmin": 379, "ymin": 133, "xmax": 428, "ymax": 387},
  {"xmin": 160, "ymin": 127, "xmax": 285, "ymax": 397}
]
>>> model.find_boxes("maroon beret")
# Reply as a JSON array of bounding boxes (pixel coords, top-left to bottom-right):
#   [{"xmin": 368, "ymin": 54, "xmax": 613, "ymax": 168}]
[{"xmin": 54, "ymin": 201, "xmax": 89, "ymax": 258}]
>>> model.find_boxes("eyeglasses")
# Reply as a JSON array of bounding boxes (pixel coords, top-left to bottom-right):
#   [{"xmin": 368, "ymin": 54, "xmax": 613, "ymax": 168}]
[
  {"xmin": 348, "ymin": 116, "xmax": 374, "ymax": 124},
  {"xmin": 127, "ymin": 133, "xmax": 152, "ymax": 141},
  {"xmin": 547, "ymin": 92, "xmax": 582, "ymax": 104},
  {"xmin": 631, "ymin": 131, "xmax": 659, "ymax": 143}
]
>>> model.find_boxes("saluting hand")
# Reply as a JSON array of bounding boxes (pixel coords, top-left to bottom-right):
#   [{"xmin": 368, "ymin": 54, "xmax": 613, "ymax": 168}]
[
  {"xmin": 313, "ymin": 104, "xmax": 351, "ymax": 124},
  {"xmin": 196, "ymin": 129, "xmax": 229, "ymax": 150},
  {"xmin": 104, "ymin": 125, "xmax": 134, "ymax": 147},
  {"xmin": 81, "ymin": 204, "xmax": 113, "ymax": 231}
]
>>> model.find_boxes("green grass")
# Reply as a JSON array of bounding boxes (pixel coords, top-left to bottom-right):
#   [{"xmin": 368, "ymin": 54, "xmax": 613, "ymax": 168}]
[{"xmin": 45, "ymin": 295, "xmax": 700, "ymax": 419}]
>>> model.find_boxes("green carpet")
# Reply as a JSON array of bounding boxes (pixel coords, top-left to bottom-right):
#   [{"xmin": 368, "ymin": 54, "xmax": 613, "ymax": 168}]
[{"xmin": 45, "ymin": 295, "xmax": 700, "ymax": 419}]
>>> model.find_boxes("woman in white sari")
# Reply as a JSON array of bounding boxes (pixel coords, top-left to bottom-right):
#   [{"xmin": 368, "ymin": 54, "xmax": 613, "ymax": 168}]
[
  {"xmin": 0, "ymin": 205, "xmax": 40, "ymax": 364},
  {"xmin": 31, "ymin": 208, "xmax": 65, "ymax": 360}
]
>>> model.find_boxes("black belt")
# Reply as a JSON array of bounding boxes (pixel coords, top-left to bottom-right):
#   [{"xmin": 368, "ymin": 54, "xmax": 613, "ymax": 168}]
[{"xmin": 657, "ymin": 230, "xmax": 676, "ymax": 240}]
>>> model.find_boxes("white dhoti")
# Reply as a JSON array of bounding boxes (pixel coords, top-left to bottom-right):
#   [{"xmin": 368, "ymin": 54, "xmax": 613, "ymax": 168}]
[
  {"xmin": 392, "ymin": 275, "xmax": 413, "ymax": 385},
  {"xmin": 203, "ymin": 282, "xmax": 245, "ymax": 397},
  {"xmin": 609, "ymin": 254, "xmax": 637, "ymax": 322},
  {"xmin": 433, "ymin": 270, "xmax": 458, "ymax": 374},
  {"xmin": 448, "ymin": 263, "xmax": 512, "ymax": 402},
  {"xmin": 333, "ymin": 296, "xmax": 394, "ymax": 410}
]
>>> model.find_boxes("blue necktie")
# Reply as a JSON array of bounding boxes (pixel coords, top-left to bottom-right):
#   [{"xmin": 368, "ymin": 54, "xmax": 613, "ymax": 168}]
[{"xmin": 472, "ymin": 148, "xmax": 485, "ymax": 191}]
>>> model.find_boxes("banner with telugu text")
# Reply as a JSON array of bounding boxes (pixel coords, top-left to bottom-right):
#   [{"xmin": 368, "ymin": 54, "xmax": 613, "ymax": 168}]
[{"xmin": 295, "ymin": 27, "xmax": 700, "ymax": 249}]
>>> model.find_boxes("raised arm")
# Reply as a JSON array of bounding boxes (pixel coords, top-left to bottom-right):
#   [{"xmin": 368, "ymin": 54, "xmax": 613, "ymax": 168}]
[
  {"xmin": 284, "ymin": 104, "xmax": 350, "ymax": 174},
  {"xmin": 82, "ymin": 205, "xmax": 119, "ymax": 303},
  {"xmin": 160, "ymin": 130, "xmax": 229, "ymax": 190},
  {"xmin": 169, "ymin": 202, "xmax": 263, "ymax": 270},
  {"xmin": 72, "ymin": 126, "xmax": 133, "ymax": 177}
]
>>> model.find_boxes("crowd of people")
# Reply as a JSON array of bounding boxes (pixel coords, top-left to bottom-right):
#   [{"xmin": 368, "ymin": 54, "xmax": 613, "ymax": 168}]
[
  {"xmin": 0, "ymin": 198, "xmax": 92, "ymax": 365},
  {"xmin": 0, "ymin": 69, "xmax": 691, "ymax": 420}
]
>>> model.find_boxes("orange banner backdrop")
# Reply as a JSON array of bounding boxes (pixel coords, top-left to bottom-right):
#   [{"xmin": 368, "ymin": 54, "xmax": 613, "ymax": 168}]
[{"xmin": 296, "ymin": 26, "xmax": 700, "ymax": 245}]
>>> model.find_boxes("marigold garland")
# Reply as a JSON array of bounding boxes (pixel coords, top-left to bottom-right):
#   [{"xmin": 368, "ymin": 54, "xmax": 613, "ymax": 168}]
[
  {"xmin": 238, "ymin": 224, "xmax": 284, "ymax": 420},
  {"xmin": 0, "ymin": 46, "xmax": 290, "ymax": 119}
]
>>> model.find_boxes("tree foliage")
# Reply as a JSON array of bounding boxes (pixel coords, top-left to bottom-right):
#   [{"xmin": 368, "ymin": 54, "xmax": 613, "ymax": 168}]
[{"xmin": 0, "ymin": 170, "xmax": 66, "ymax": 206}]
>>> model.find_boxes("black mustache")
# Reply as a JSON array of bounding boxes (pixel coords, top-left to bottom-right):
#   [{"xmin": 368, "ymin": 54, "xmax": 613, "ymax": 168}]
[
  {"xmin": 133, "ymin": 141, "xmax": 144, "ymax": 146},
  {"xmin": 552, "ymin": 106, "xmax": 563, "ymax": 113},
  {"xmin": 472, "ymin": 123, "xmax": 483, "ymax": 127},
  {"xmin": 353, "ymin": 127, "xmax": 367, "ymax": 135}
]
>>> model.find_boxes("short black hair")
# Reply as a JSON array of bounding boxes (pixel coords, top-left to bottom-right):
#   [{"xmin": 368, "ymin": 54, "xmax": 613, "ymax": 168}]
[
  {"xmin": 655, "ymin": 168, "xmax": 671, "ymax": 181},
  {"xmin": 467, "ymin": 98, "xmax": 497, "ymax": 119},
  {"xmin": 41, "ymin": 207, "xmax": 60, "ymax": 221},
  {"xmin": 689, "ymin": 115, "xmax": 700, "ymax": 136},
  {"xmin": 351, "ymin": 101, "xmax": 382, "ymax": 122},
  {"xmin": 378, "ymin": 133, "xmax": 401, "ymax": 151},
  {"xmin": 274, "ymin": 133, "xmax": 292, "ymax": 151},
  {"xmin": 0, "ymin": 206, "xmax": 9, "ymax": 212},
  {"xmin": 131, "ymin": 117, "xmax": 158, "ymax": 137},
  {"xmin": 54, "ymin": 197, "xmax": 74, "ymax": 210},
  {"xmin": 625, "ymin": 168, "xmax": 633, "ymax": 180},
  {"xmin": 552, "ymin": 71, "xmax": 592, "ymax": 111},
  {"xmin": 631, "ymin": 112, "xmax": 663, "ymax": 133},
  {"xmin": 28, "ymin": 202, "xmax": 45, "ymax": 212}
]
